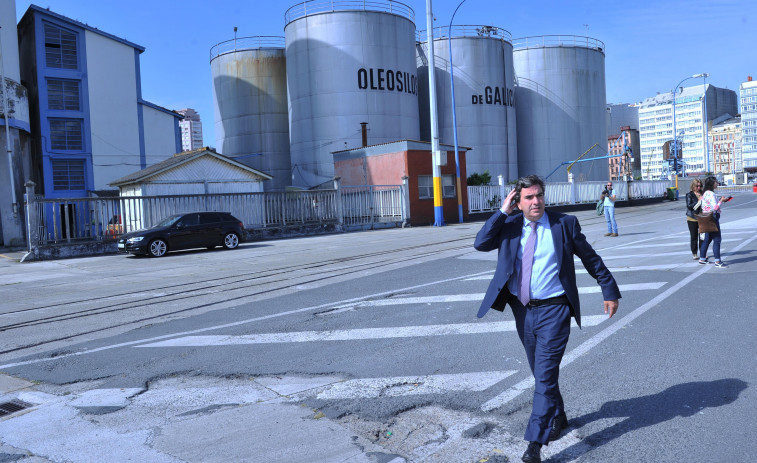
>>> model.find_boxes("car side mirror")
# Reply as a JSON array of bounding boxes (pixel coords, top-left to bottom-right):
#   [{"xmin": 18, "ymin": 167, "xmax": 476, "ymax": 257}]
[{"xmin": 175, "ymin": 223, "xmax": 184, "ymax": 229}]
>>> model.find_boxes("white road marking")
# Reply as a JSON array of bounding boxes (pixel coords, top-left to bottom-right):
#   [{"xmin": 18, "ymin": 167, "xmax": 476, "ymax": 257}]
[
  {"xmin": 307, "ymin": 282, "xmax": 664, "ymax": 309},
  {"xmin": 481, "ymin": 232, "xmax": 757, "ymax": 412},
  {"xmin": 134, "ymin": 316, "xmax": 608, "ymax": 348},
  {"xmin": 580, "ymin": 282, "xmax": 665, "ymax": 294},
  {"xmin": 614, "ymin": 238, "xmax": 741, "ymax": 249},
  {"xmin": 0, "ymin": 270, "xmax": 492, "ymax": 370},
  {"xmin": 314, "ymin": 371, "xmax": 518, "ymax": 400},
  {"xmin": 468, "ymin": 265, "xmax": 680, "ymax": 279},
  {"xmin": 578, "ymin": 264, "xmax": 680, "ymax": 273}
]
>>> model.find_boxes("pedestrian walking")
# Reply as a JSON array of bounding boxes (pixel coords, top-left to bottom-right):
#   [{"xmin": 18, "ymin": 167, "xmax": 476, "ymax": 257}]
[
  {"xmin": 698, "ymin": 176, "xmax": 731, "ymax": 268},
  {"xmin": 601, "ymin": 181, "xmax": 618, "ymax": 236},
  {"xmin": 685, "ymin": 179, "xmax": 703, "ymax": 260},
  {"xmin": 474, "ymin": 175, "xmax": 621, "ymax": 463}
]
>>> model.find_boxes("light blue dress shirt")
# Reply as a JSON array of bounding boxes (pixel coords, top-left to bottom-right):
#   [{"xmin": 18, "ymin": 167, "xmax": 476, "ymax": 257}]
[{"xmin": 505, "ymin": 212, "xmax": 565, "ymax": 301}]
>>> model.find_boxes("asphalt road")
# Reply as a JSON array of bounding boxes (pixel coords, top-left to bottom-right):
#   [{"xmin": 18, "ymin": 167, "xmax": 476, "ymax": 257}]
[{"xmin": 1, "ymin": 194, "xmax": 756, "ymax": 463}]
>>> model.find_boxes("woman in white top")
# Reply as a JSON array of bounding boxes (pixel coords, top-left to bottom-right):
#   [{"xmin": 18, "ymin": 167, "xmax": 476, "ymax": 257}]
[{"xmin": 698, "ymin": 176, "xmax": 729, "ymax": 268}]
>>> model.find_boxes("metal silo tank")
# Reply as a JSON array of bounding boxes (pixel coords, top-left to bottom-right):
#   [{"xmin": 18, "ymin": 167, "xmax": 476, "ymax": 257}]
[
  {"xmin": 210, "ymin": 36, "xmax": 290, "ymax": 191},
  {"xmin": 513, "ymin": 36, "xmax": 607, "ymax": 182},
  {"xmin": 285, "ymin": 1, "xmax": 420, "ymax": 188},
  {"xmin": 418, "ymin": 26, "xmax": 518, "ymax": 182}
]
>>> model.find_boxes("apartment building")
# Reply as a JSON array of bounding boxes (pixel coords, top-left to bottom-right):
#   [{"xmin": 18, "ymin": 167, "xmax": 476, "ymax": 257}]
[
  {"xmin": 17, "ymin": 5, "xmax": 182, "ymax": 198},
  {"xmin": 638, "ymin": 84, "xmax": 737, "ymax": 179}
]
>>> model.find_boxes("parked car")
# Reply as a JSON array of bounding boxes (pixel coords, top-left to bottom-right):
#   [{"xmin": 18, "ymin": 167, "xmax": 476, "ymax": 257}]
[{"xmin": 117, "ymin": 212, "xmax": 245, "ymax": 257}]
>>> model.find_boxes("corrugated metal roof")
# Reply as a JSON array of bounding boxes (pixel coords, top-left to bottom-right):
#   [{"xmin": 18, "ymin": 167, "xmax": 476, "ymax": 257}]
[{"xmin": 109, "ymin": 148, "xmax": 273, "ymax": 186}]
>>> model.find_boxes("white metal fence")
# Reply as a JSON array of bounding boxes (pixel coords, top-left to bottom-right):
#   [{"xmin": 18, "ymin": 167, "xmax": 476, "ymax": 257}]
[
  {"xmin": 341, "ymin": 185, "xmax": 407, "ymax": 227},
  {"xmin": 26, "ymin": 184, "xmax": 406, "ymax": 245},
  {"xmin": 468, "ymin": 180, "xmax": 675, "ymax": 213}
]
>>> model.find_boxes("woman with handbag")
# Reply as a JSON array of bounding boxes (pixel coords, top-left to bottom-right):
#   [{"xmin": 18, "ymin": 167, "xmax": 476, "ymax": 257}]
[
  {"xmin": 686, "ymin": 179, "xmax": 703, "ymax": 259},
  {"xmin": 698, "ymin": 176, "xmax": 731, "ymax": 268}
]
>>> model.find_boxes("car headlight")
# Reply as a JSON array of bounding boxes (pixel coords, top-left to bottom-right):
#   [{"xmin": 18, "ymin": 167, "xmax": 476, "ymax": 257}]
[{"xmin": 127, "ymin": 237, "xmax": 144, "ymax": 243}]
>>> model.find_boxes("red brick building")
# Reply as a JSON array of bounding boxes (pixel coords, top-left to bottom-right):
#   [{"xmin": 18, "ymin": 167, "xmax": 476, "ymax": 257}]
[{"xmin": 333, "ymin": 140, "xmax": 470, "ymax": 225}]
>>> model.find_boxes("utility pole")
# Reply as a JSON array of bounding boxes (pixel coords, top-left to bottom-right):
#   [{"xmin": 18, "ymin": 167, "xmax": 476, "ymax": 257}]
[{"xmin": 425, "ymin": 0, "xmax": 444, "ymax": 226}]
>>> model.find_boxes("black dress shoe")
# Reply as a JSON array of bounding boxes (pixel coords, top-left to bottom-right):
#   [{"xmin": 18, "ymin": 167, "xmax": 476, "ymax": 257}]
[
  {"xmin": 521, "ymin": 441, "xmax": 542, "ymax": 463},
  {"xmin": 548, "ymin": 412, "xmax": 568, "ymax": 442}
]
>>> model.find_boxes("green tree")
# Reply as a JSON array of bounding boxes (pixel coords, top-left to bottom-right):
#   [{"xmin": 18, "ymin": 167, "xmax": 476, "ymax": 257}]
[{"xmin": 467, "ymin": 170, "xmax": 492, "ymax": 186}]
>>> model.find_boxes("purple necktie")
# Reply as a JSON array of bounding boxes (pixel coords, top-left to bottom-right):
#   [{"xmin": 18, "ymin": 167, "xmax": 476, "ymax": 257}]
[{"xmin": 519, "ymin": 222, "xmax": 538, "ymax": 306}]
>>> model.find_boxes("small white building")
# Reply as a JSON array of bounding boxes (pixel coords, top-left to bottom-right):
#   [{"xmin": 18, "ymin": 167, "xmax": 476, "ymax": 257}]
[
  {"xmin": 109, "ymin": 147, "xmax": 272, "ymax": 230},
  {"xmin": 109, "ymin": 147, "xmax": 272, "ymax": 196}
]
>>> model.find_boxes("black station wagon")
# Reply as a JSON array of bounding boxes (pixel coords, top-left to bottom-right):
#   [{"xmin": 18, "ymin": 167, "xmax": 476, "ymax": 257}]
[{"xmin": 117, "ymin": 212, "xmax": 245, "ymax": 257}]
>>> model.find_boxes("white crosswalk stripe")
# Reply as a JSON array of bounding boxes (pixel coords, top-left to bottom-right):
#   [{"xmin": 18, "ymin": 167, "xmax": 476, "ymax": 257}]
[{"xmin": 135, "ymin": 315, "xmax": 609, "ymax": 348}]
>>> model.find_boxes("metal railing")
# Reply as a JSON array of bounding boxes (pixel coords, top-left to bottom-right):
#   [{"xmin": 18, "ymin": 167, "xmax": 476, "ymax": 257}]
[
  {"xmin": 284, "ymin": 0, "xmax": 414, "ymax": 25},
  {"xmin": 342, "ymin": 185, "xmax": 406, "ymax": 226},
  {"xmin": 512, "ymin": 35, "xmax": 605, "ymax": 53},
  {"xmin": 416, "ymin": 25, "xmax": 512, "ymax": 43},
  {"xmin": 468, "ymin": 180, "xmax": 675, "ymax": 214},
  {"xmin": 27, "ymin": 184, "xmax": 407, "ymax": 246},
  {"xmin": 209, "ymin": 36, "xmax": 285, "ymax": 61}
]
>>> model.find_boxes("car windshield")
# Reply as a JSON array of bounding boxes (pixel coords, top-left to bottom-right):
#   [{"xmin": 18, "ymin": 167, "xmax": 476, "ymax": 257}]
[{"xmin": 153, "ymin": 215, "xmax": 182, "ymax": 228}]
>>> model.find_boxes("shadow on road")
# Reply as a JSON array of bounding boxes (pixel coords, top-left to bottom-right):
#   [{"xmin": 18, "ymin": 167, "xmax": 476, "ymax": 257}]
[{"xmin": 549, "ymin": 378, "xmax": 748, "ymax": 462}]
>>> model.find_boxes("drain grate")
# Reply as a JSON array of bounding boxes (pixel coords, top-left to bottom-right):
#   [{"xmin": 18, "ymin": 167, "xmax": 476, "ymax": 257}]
[{"xmin": 0, "ymin": 399, "xmax": 33, "ymax": 417}]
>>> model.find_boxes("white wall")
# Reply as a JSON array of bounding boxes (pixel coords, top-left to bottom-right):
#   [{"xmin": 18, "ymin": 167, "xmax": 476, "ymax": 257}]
[
  {"xmin": 143, "ymin": 105, "xmax": 178, "ymax": 166},
  {"xmin": 84, "ymin": 30, "xmax": 141, "ymax": 191}
]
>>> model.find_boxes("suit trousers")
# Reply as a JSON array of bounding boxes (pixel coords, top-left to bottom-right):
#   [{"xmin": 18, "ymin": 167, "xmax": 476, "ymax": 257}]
[{"xmin": 511, "ymin": 299, "xmax": 572, "ymax": 444}]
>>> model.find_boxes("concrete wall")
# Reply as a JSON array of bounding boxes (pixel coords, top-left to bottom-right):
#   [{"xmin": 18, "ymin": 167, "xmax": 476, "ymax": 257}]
[{"xmin": 85, "ymin": 30, "xmax": 141, "ymax": 191}]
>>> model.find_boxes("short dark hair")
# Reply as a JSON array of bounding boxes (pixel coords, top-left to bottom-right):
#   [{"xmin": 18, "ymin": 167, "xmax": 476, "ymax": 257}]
[
  {"xmin": 703, "ymin": 176, "xmax": 718, "ymax": 192},
  {"xmin": 514, "ymin": 175, "xmax": 545, "ymax": 203}
]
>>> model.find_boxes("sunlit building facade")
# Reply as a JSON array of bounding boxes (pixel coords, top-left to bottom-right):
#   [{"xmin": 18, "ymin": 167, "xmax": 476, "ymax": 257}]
[{"xmin": 638, "ymin": 84, "xmax": 737, "ymax": 179}]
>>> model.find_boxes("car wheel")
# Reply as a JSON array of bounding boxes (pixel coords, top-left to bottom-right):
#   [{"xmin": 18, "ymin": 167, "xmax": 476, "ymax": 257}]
[
  {"xmin": 148, "ymin": 239, "xmax": 168, "ymax": 257},
  {"xmin": 223, "ymin": 232, "xmax": 239, "ymax": 250}
]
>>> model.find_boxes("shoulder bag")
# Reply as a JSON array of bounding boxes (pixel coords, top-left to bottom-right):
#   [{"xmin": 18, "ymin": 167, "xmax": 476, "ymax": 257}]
[
  {"xmin": 596, "ymin": 199, "xmax": 604, "ymax": 216},
  {"xmin": 695, "ymin": 211, "xmax": 718, "ymax": 233}
]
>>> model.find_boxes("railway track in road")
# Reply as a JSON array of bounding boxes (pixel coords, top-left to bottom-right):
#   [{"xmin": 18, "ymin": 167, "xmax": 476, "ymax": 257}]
[
  {"xmin": 0, "ymin": 236, "xmax": 476, "ymax": 357},
  {"xmin": 1, "ymin": 199, "xmax": 739, "ymax": 359}
]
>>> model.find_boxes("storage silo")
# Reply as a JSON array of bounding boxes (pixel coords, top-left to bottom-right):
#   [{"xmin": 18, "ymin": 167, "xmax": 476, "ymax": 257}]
[
  {"xmin": 285, "ymin": 0, "xmax": 420, "ymax": 188},
  {"xmin": 513, "ymin": 36, "xmax": 607, "ymax": 182},
  {"xmin": 211, "ymin": 36, "xmax": 290, "ymax": 191},
  {"xmin": 418, "ymin": 26, "xmax": 518, "ymax": 182}
]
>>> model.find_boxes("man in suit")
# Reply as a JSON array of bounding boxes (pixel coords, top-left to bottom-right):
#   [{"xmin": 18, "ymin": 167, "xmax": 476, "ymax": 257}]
[{"xmin": 474, "ymin": 175, "xmax": 621, "ymax": 463}]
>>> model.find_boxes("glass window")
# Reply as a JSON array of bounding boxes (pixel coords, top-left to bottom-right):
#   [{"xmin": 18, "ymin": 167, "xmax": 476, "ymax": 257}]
[
  {"xmin": 49, "ymin": 119, "xmax": 83, "ymax": 150},
  {"xmin": 47, "ymin": 79, "xmax": 80, "ymax": 110},
  {"xmin": 442, "ymin": 175, "xmax": 456, "ymax": 198},
  {"xmin": 178, "ymin": 214, "xmax": 200, "ymax": 227},
  {"xmin": 418, "ymin": 175, "xmax": 456, "ymax": 199},
  {"xmin": 44, "ymin": 23, "xmax": 78, "ymax": 69},
  {"xmin": 51, "ymin": 159, "xmax": 85, "ymax": 191},
  {"xmin": 418, "ymin": 175, "xmax": 432, "ymax": 199}
]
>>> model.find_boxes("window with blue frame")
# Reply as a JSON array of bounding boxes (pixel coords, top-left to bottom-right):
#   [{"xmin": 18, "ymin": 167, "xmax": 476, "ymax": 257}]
[
  {"xmin": 52, "ymin": 159, "xmax": 86, "ymax": 191},
  {"xmin": 49, "ymin": 119, "xmax": 84, "ymax": 151},
  {"xmin": 47, "ymin": 79, "xmax": 80, "ymax": 110},
  {"xmin": 44, "ymin": 23, "xmax": 78, "ymax": 69}
]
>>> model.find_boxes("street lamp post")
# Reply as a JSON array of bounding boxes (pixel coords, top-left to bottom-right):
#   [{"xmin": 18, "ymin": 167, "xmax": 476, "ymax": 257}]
[
  {"xmin": 448, "ymin": 0, "xmax": 467, "ymax": 223},
  {"xmin": 671, "ymin": 72, "xmax": 708, "ymax": 189}
]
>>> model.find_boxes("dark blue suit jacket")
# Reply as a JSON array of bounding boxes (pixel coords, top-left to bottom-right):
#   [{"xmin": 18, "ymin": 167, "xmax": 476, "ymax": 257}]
[{"xmin": 474, "ymin": 209, "xmax": 621, "ymax": 326}]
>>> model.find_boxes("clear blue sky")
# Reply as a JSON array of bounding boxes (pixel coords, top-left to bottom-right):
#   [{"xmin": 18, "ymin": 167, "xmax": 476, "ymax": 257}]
[{"xmin": 15, "ymin": 0, "xmax": 757, "ymax": 147}]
